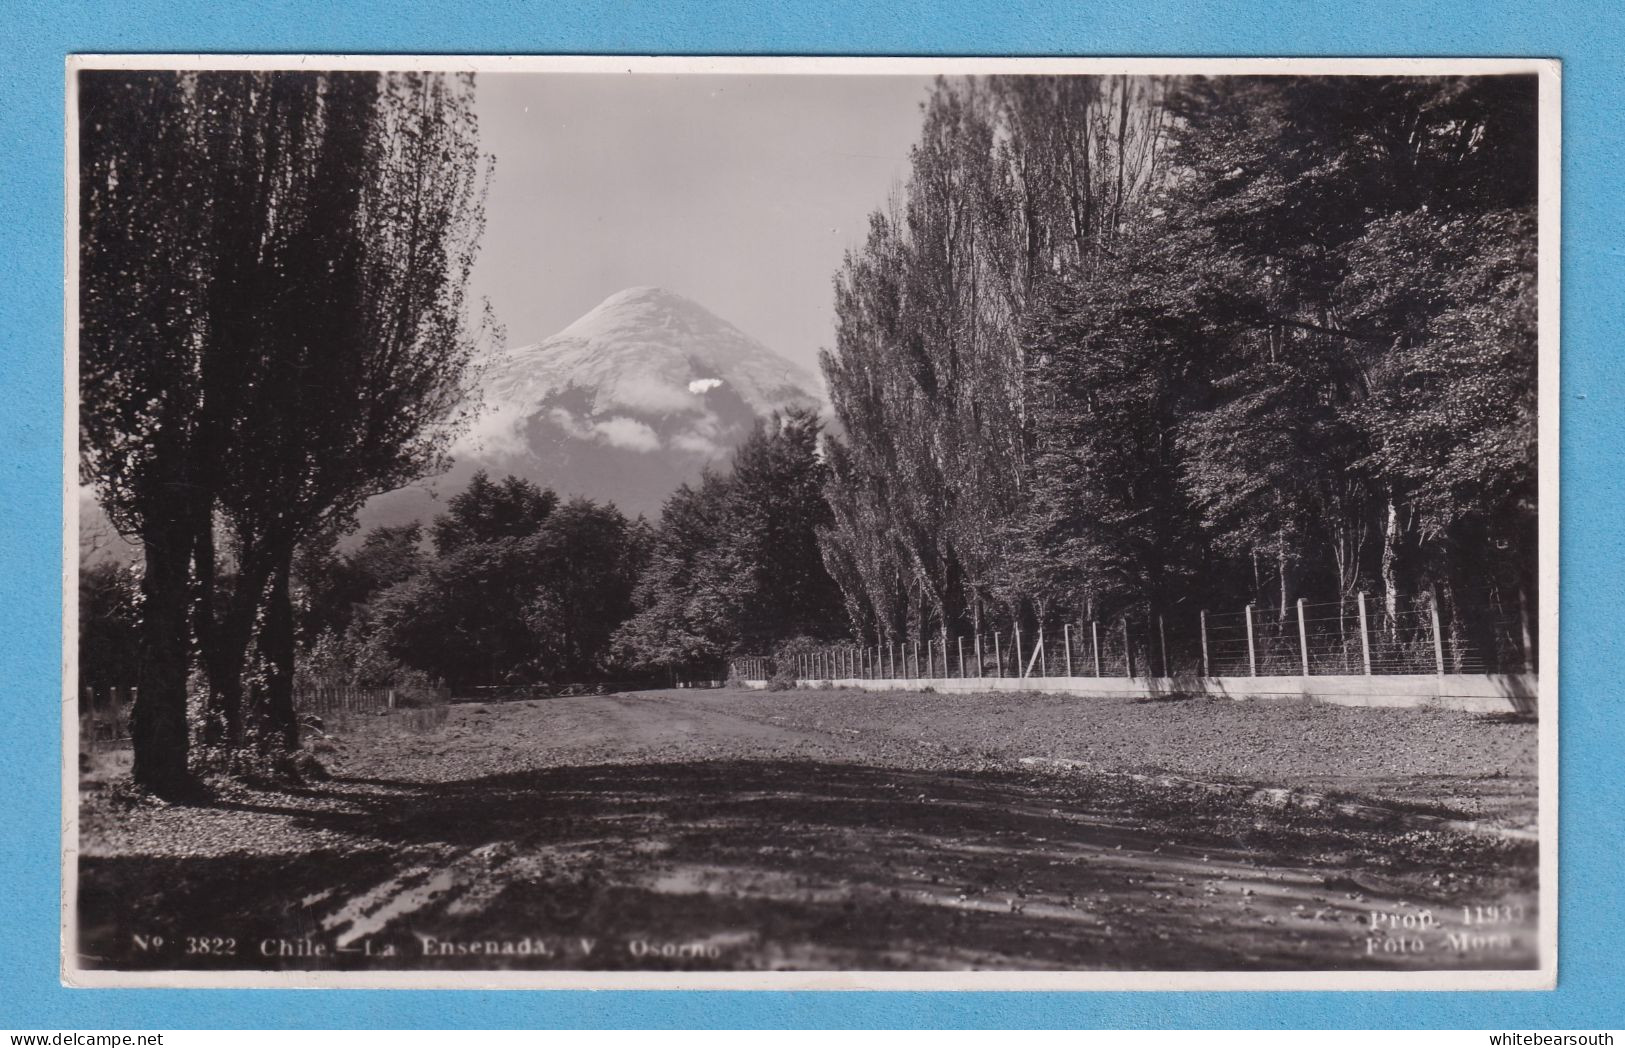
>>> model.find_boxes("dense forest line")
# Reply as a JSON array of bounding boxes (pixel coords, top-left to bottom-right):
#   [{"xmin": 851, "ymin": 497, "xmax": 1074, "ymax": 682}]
[
  {"xmin": 817, "ymin": 74, "xmax": 1539, "ymax": 655},
  {"xmin": 83, "ymin": 409, "xmax": 843, "ymax": 697}
]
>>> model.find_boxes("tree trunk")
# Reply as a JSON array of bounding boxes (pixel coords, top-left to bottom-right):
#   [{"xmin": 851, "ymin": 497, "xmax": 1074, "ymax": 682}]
[
  {"xmin": 1381, "ymin": 495, "xmax": 1403, "ymax": 625},
  {"xmin": 257, "ymin": 551, "xmax": 300, "ymax": 753},
  {"xmin": 130, "ymin": 514, "xmax": 195, "ymax": 797},
  {"xmin": 197, "ymin": 547, "xmax": 274, "ymax": 751},
  {"xmin": 190, "ymin": 520, "xmax": 235, "ymax": 747},
  {"xmin": 1276, "ymin": 529, "xmax": 1295, "ymax": 619}
]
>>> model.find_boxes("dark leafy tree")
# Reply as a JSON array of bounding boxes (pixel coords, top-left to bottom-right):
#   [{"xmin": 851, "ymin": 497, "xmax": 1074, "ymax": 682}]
[
  {"xmin": 79, "ymin": 69, "xmax": 489, "ymax": 786},
  {"xmin": 363, "ymin": 477, "xmax": 645, "ymax": 688},
  {"xmin": 80, "ymin": 70, "xmax": 228, "ymax": 793},
  {"xmin": 527, "ymin": 499, "xmax": 648, "ymax": 681},
  {"xmin": 614, "ymin": 409, "xmax": 844, "ymax": 676},
  {"xmin": 821, "ymin": 73, "xmax": 1538, "ymax": 660},
  {"xmin": 78, "ymin": 561, "xmax": 142, "ymax": 693},
  {"xmin": 430, "ymin": 470, "xmax": 559, "ymax": 555}
]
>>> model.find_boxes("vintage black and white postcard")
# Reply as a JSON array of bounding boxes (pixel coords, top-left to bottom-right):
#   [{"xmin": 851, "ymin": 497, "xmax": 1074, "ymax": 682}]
[{"xmin": 63, "ymin": 55, "xmax": 1558, "ymax": 989}]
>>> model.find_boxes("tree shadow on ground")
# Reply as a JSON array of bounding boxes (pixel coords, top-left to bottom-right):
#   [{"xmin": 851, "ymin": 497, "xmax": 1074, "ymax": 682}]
[{"xmin": 78, "ymin": 758, "xmax": 1538, "ymax": 973}]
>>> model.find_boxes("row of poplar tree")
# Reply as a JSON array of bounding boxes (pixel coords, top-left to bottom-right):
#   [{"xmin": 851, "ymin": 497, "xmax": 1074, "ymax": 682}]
[
  {"xmin": 816, "ymin": 74, "xmax": 1539, "ymax": 657},
  {"xmin": 79, "ymin": 71, "xmax": 491, "ymax": 795}
]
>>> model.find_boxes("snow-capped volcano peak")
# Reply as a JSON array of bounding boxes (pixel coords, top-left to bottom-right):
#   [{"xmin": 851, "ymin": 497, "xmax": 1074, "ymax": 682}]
[
  {"xmin": 431, "ymin": 286, "xmax": 821, "ymax": 517},
  {"xmin": 482, "ymin": 286, "xmax": 819, "ymax": 428}
]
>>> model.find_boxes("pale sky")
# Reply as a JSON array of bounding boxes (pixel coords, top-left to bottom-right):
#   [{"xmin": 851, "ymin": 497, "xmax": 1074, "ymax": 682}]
[{"xmin": 469, "ymin": 73, "xmax": 933, "ymax": 378}]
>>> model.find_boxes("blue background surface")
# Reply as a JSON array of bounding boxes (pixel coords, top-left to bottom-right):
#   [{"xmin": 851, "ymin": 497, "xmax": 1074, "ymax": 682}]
[{"xmin": 2, "ymin": 0, "xmax": 1621, "ymax": 1029}]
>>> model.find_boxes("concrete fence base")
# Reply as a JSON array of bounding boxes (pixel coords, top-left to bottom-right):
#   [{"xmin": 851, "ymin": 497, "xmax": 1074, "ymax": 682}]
[{"xmin": 740, "ymin": 672, "xmax": 1538, "ymax": 716}]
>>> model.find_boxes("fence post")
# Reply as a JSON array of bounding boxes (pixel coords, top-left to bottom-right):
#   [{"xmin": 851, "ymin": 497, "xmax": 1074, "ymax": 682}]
[
  {"xmin": 1040, "ymin": 629, "xmax": 1048, "ymax": 677},
  {"xmin": 1092, "ymin": 620, "xmax": 1101, "ymax": 677},
  {"xmin": 1123, "ymin": 619, "xmax": 1134, "ymax": 677},
  {"xmin": 1429, "ymin": 589, "xmax": 1446, "ymax": 677},
  {"xmin": 1357, "ymin": 591, "xmax": 1372, "ymax": 675},
  {"xmin": 1245, "ymin": 604, "xmax": 1257, "ymax": 677},
  {"xmin": 1297, "ymin": 597, "xmax": 1310, "ymax": 676},
  {"xmin": 1064, "ymin": 624, "xmax": 1073, "ymax": 677},
  {"xmin": 1014, "ymin": 626, "xmax": 1024, "ymax": 678},
  {"xmin": 1518, "ymin": 585, "xmax": 1535, "ymax": 673},
  {"xmin": 958, "ymin": 636, "xmax": 965, "ymax": 678},
  {"xmin": 994, "ymin": 631, "xmax": 1003, "ymax": 677},
  {"xmin": 1158, "ymin": 615, "xmax": 1168, "ymax": 677},
  {"xmin": 925, "ymin": 639, "xmax": 933, "ymax": 678},
  {"xmin": 912, "ymin": 640, "xmax": 920, "ymax": 679},
  {"xmin": 1200, "ymin": 611, "xmax": 1210, "ymax": 677}
]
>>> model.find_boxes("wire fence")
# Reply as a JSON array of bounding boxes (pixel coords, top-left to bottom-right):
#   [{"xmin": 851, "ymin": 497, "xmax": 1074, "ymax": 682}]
[
  {"xmin": 296, "ymin": 685, "xmax": 397, "ymax": 716},
  {"xmin": 78, "ymin": 684, "xmax": 452, "ymax": 752},
  {"xmin": 729, "ymin": 590, "xmax": 1537, "ymax": 684},
  {"xmin": 79, "ymin": 684, "xmax": 134, "ymax": 752}
]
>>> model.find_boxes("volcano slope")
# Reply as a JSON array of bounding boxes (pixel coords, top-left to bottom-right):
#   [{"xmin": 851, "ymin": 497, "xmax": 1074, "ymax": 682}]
[{"xmin": 77, "ymin": 687, "xmax": 1538, "ymax": 974}]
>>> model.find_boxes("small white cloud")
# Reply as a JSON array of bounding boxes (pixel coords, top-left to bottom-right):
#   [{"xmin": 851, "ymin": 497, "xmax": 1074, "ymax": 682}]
[
  {"xmin": 454, "ymin": 399, "xmax": 530, "ymax": 458},
  {"xmin": 547, "ymin": 407, "xmax": 596, "ymax": 442},
  {"xmin": 671, "ymin": 431, "xmax": 723, "ymax": 456},
  {"xmin": 688, "ymin": 377, "xmax": 724, "ymax": 394},
  {"xmin": 604, "ymin": 373, "xmax": 699, "ymax": 414},
  {"xmin": 591, "ymin": 416, "xmax": 662, "ymax": 452}
]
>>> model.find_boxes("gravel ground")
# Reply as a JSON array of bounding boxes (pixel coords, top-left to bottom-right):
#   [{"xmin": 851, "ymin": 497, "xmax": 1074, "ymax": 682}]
[
  {"xmin": 695, "ymin": 686, "xmax": 1539, "ymax": 828},
  {"xmin": 75, "ymin": 688, "xmax": 1540, "ymax": 974}
]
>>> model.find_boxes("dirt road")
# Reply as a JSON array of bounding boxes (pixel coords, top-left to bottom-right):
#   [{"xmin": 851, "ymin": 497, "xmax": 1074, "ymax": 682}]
[{"xmin": 77, "ymin": 688, "xmax": 1539, "ymax": 972}]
